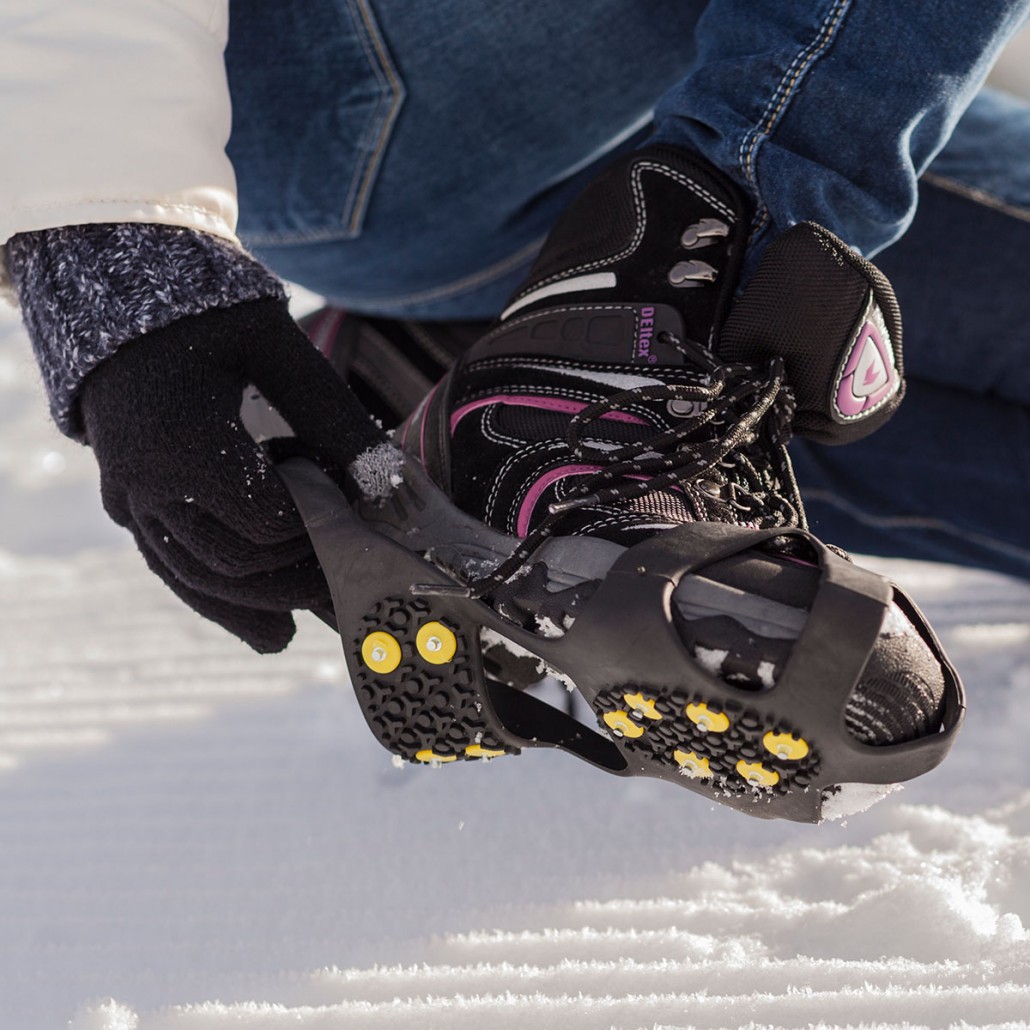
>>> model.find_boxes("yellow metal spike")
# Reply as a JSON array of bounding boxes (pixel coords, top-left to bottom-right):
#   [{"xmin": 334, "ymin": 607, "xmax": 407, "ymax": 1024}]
[
  {"xmin": 361, "ymin": 630, "xmax": 402, "ymax": 674},
  {"xmin": 465, "ymin": 744, "xmax": 507, "ymax": 759},
  {"xmin": 762, "ymin": 731, "xmax": 810, "ymax": 761},
  {"xmin": 603, "ymin": 710, "xmax": 645, "ymax": 739},
  {"xmin": 673, "ymin": 749, "xmax": 712, "ymax": 779},
  {"xmin": 623, "ymin": 692, "xmax": 662, "ymax": 721},
  {"xmin": 415, "ymin": 749, "xmax": 457, "ymax": 764},
  {"xmin": 685, "ymin": 702, "xmax": 731, "ymax": 733},
  {"xmin": 415, "ymin": 621, "xmax": 458, "ymax": 664},
  {"xmin": 735, "ymin": 759, "xmax": 780, "ymax": 788}
]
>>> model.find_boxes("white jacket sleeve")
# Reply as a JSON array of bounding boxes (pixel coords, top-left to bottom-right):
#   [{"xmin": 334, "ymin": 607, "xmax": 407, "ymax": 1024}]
[{"xmin": 0, "ymin": 0, "xmax": 239, "ymax": 293}]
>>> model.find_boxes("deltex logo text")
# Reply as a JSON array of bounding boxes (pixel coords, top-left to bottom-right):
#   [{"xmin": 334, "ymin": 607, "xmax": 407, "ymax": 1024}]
[{"xmin": 633, "ymin": 307, "xmax": 659, "ymax": 363}]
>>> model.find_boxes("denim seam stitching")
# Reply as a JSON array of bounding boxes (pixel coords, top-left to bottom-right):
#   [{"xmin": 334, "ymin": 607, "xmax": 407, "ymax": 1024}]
[
  {"xmin": 923, "ymin": 171, "xmax": 1030, "ymax": 224},
  {"xmin": 338, "ymin": 0, "xmax": 390, "ymax": 234},
  {"xmin": 243, "ymin": 0, "xmax": 405, "ymax": 246},
  {"xmin": 328, "ymin": 235, "xmax": 546, "ymax": 308},
  {"xmin": 803, "ymin": 487, "xmax": 1030, "ymax": 563},
  {"xmin": 738, "ymin": 0, "xmax": 852, "ymax": 231},
  {"xmin": 344, "ymin": 0, "xmax": 406, "ymax": 236}
]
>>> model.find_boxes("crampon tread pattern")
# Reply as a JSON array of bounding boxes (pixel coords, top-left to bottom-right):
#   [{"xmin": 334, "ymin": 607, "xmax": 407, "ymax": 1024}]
[
  {"xmin": 352, "ymin": 596, "xmax": 519, "ymax": 763},
  {"xmin": 275, "ymin": 458, "xmax": 965, "ymax": 824},
  {"xmin": 594, "ymin": 685, "xmax": 822, "ymax": 803}
]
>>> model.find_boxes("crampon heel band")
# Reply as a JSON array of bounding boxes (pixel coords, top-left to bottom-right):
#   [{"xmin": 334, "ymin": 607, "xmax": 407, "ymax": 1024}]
[{"xmin": 277, "ymin": 457, "xmax": 964, "ymax": 824}]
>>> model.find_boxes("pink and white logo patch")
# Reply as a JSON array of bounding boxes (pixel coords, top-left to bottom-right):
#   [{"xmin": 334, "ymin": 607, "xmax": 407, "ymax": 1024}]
[{"xmin": 833, "ymin": 296, "xmax": 899, "ymax": 421}]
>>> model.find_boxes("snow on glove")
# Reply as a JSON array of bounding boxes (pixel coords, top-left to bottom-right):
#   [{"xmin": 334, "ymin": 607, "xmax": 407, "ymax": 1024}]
[{"xmin": 78, "ymin": 297, "xmax": 396, "ymax": 653}]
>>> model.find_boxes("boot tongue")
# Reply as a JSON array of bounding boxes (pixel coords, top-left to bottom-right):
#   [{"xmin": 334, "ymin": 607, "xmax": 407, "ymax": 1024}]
[
  {"xmin": 465, "ymin": 146, "xmax": 757, "ymax": 373},
  {"xmin": 466, "ymin": 302, "xmax": 689, "ymax": 367}
]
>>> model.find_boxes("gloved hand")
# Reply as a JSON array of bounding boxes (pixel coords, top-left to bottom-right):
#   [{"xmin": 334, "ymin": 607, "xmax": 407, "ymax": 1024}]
[{"xmin": 78, "ymin": 297, "xmax": 391, "ymax": 653}]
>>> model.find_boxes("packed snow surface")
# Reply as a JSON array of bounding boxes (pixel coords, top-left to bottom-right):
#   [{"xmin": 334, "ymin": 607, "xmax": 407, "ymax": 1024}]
[{"xmin": 5, "ymin": 300, "xmax": 1030, "ymax": 1030}]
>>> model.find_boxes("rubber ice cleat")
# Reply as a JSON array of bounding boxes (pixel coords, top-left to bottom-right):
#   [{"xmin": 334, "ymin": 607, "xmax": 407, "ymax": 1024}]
[
  {"xmin": 276, "ymin": 457, "xmax": 965, "ymax": 824},
  {"xmin": 271, "ymin": 145, "xmax": 965, "ymax": 823}
]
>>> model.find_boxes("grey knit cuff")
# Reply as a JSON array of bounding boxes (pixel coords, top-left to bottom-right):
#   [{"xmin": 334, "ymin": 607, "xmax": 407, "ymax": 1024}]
[{"xmin": 6, "ymin": 222, "xmax": 288, "ymax": 438}]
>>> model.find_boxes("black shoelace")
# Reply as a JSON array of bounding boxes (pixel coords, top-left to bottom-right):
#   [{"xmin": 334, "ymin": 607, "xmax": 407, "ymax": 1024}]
[{"xmin": 414, "ymin": 333, "xmax": 802, "ymax": 600}]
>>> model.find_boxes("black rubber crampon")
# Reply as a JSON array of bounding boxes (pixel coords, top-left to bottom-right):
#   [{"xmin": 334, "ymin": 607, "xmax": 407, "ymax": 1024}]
[{"xmin": 277, "ymin": 458, "xmax": 964, "ymax": 823}]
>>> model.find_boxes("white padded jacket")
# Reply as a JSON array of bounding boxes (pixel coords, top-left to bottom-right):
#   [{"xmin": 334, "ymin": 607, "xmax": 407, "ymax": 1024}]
[{"xmin": 0, "ymin": 0, "xmax": 238, "ymax": 297}]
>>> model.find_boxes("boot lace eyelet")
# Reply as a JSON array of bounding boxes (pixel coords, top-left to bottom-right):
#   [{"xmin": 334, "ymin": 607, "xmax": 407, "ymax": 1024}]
[
  {"xmin": 680, "ymin": 217, "xmax": 730, "ymax": 249},
  {"xmin": 668, "ymin": 260, "xmax": 718, "ymax": 288}
]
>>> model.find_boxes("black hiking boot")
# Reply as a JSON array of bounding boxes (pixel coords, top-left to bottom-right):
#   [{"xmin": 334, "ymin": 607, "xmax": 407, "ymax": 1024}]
[{"xmin": 278, "ymin": 146, "xmax": 963, "ymax": 821}]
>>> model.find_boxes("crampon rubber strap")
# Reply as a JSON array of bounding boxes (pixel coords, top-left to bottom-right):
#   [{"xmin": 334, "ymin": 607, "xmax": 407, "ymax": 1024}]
[{"xmin": 277, "ymin": 456, "xmax": 964, "ymax": 824}]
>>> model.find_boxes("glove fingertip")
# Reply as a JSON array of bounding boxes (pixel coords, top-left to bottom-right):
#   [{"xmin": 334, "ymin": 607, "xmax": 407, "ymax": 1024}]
[{"xmin": 237, "ymin": 611, "xmax": 298, "ymax": 654}]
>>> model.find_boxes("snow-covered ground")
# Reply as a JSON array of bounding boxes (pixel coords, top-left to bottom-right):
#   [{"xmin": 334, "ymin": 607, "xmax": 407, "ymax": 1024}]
[{"xmin": 5, "ymin": 34, "xmax": 1030, "ymax": 1029}]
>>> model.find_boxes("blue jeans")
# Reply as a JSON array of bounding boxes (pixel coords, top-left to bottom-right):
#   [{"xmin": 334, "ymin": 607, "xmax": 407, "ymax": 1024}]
[
  {"xmin": 225, "ymin": 1, "xmax": 1030, "ymax": 580},
  {"xmin": 226, "ymin": 0, "xmax": 700, "ymax": 315},
  {"xmin": 791, "ymin": 87, "xmax": 1030, "ymax": 581}
]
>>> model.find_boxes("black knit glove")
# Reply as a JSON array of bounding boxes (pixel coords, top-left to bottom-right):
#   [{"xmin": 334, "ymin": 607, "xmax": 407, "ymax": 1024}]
[{"xmin": 78, "ymin": 297, "xmax": 393, "ymax": 653}]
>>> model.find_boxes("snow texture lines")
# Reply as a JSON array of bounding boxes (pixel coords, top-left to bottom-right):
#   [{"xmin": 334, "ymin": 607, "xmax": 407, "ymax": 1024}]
[
  {"xmin": 60, "ymin": 797, "xmax": 1030, "ymax": 1028},
  {"xmin": 0, "ymin": 548, "xmax": 334, "ymax": 774},
  {"xmin": 5, "ymin": 305, "xmax": 1030, "ymax": 1028}
]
